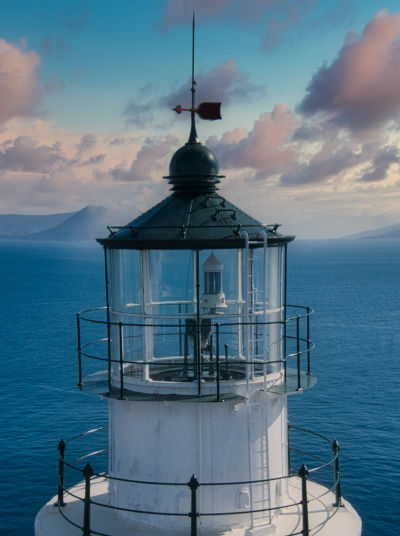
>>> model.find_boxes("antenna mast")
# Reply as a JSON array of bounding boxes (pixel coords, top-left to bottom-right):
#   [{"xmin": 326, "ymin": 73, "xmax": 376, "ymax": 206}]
[
  {"xmin": 188, "ymin": 12, "xmax": 199, "ymax": 144},
  {"xmin": 172, "ymin": 12, "xmax": 222, "ymax": 134}
]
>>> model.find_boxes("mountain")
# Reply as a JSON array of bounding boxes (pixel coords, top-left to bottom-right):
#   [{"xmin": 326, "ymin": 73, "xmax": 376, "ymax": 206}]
[
  {"xmin": 0, "ymin": 211, "xmax": 74, "ymax": 237},
  {"xmin": 0, "ymin": 205, "xmax": 118, "ymax": 242},
  {"xmin": 343, "ymin": 223, "xmax": 400, "ymax": 239},
  {"xmin": 27, "ymin": 205, "xmax": 114, "ymax": 242}
]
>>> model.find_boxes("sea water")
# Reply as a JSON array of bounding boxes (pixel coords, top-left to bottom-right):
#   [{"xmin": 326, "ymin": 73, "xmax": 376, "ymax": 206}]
[{"xmin": 0, "ymin": 239, "xmax": 399, "ymax": 535}]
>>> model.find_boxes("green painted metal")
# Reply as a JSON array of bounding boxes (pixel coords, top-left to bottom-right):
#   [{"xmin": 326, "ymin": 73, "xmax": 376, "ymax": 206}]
[{"xmin": 98, "ymin": 192, "xmax": 293, "ymax": 249}]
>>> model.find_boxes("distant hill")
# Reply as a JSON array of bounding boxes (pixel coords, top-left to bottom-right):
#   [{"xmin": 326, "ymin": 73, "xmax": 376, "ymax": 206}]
[
  {"xmin": 0, "ymin": 211, "xmax": 74, "ymax": 237},
  {"xmin": 0, "ymin": 205, "xmax": 118, "ymax": 242},
  {"xmin": 343, "ymin": 223, "xmax": 400, "ymax": 239}
]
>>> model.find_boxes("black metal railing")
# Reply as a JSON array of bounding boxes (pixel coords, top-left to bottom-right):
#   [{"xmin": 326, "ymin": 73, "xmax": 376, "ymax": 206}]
[
  {"xmin": 76, "ymin": 304, "xmax": 314, "ymax": 399},
  {"xmin": 55, "ymin": 424, "xmax": 342, "ymax": 536}
]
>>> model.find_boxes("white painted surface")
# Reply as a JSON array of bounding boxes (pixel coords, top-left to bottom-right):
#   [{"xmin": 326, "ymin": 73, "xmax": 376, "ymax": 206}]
[
  {"xmin": 34, "ymin": 476, "xmax": 362, "ymax": 536},
  {"xmin": 108, "ymin": 390, "xmax": 286, "ymax": 533}
]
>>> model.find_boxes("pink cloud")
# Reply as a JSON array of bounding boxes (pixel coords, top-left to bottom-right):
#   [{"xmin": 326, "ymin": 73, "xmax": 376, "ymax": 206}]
[
  {"xmin": 299, "ymin": 10, "xmax": 400, "ymax": 130},
  {"xmin": 76, "ymin": 134, "xmax": 97, "ymax": 155},
  {"xmin": 207, "ymin": 103, "xmax": 298, "ymax": 171},
  {"xmin": 361, "ymin": 145, "xmax": 399, "ymax": 182},
  {"xmin": 0, "ymin": 136, "xmax": 66, "ymax": 173},
  {"xmin": 280, "ymin": 140, "xmax": 362, "ymax": 186},
  {"xmin": 110, "ymin": 135, "xmax": 178, "ymax": 181},
  {"xmin": 0, "ymin": 39, "xmax": 40, "ymax": 124},
  {"xmin": 164, "ymin": 59, "xmax": 260, "ymax": 109}
]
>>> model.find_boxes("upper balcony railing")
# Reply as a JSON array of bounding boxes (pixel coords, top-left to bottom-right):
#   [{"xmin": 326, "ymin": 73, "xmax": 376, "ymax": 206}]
[{"xmin": 76, "ymin": 304, "xmax": 314, "ymax": 400}]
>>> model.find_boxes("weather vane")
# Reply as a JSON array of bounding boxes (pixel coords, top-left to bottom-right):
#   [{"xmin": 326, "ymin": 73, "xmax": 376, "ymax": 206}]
[{"xmin": 172, "ymin": 13, "xmax": 222, "ymax": 122}]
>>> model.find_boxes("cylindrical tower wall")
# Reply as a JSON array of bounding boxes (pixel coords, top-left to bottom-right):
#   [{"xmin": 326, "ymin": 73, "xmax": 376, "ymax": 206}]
[{"xmin": 108, "ymin": 391, "xmax": 288, "ymax": 533}]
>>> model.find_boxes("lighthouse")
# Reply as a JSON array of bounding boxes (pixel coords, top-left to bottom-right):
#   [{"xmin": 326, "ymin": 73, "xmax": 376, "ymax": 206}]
[{"xmin": 35, "ymin": 25, "xmax": 362, "ymax": 536}]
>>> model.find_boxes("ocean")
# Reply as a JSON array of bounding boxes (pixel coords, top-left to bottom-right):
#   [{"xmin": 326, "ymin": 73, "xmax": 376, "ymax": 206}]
[{"xmin": 0, "ymin": 238, "xmax": 399, "ymax": 535}]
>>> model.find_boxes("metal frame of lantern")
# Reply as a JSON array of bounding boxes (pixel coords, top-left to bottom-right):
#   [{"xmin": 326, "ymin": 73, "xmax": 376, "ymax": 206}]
[{"xmin": 76, "ymin": 227, "xmax": 315, "ymax": 402}]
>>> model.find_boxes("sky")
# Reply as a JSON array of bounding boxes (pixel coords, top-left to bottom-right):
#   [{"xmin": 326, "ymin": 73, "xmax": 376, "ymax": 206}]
[{"xmin": 1, "ymin": 0, "xmax": 400, "ymax": 238}]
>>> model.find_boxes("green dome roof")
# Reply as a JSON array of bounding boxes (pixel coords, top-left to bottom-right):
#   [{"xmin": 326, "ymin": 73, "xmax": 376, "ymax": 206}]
[
  {"xmin": 169, "ymin": 142, "xmax": 219, "ymax": 177},
  {"xmin": 165, "ymin": 141, "xmax": 224, "ymax": 193}
]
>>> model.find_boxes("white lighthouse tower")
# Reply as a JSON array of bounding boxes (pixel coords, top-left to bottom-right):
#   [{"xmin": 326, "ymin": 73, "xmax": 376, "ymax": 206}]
[{"xmin": 35, "ymin": 28, "xmax": 362, "ymax": 536}]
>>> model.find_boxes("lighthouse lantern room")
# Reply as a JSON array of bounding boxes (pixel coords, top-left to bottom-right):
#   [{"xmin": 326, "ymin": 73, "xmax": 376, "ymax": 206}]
[{"xmin": 35, "ymin": 22, "xmax": 362, "ymax": 536}]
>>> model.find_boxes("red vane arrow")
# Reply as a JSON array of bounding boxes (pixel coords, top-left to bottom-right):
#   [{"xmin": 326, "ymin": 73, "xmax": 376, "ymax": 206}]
[{"xmin": 172, "ymin": 102, "xmax": 222, "ymax": 120}]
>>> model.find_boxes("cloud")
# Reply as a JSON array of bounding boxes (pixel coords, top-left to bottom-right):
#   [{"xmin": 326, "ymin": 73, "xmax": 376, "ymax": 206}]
[
  {"xmin": 108, "ymin": 137, "xmax": 125, "ymax": 146},
  {"xmin": 79, "ymin": 154, "xmax": 106, "ymax": 167},
  {"xmin": 280, "ymin": 140, "xmax": 362, "ymax": 186},
  {"xmin": 0, "ymin": 38, "xmax": 40, "ymax": 124},
  {"xmin": 0, "ymin": 136, "xmax": 66, "ymax": 173},
  {"xmin": 110, "ymin": 135, "xmax": 178, "ymax": 182},
  {"xmin": 298, "ymin": 10, "xmax": 400, "ymax": 131},
  {"xmin": 161, "ymin": 0, "xmax": 323, "ymax": 50},
  {"xmin": 76, "ymin": 134, "xmax": 97, "ymax": 155},
  {"xmin": 123, "ymin": 100, "xmax": 154, "ymax": 129},
  {"xmin": 43, "ymin": 74, "xmax": 65, "ymax": 95},
  {"xmin": 261, "ymin": 1, "xmax": 317, "ymax": 50},
  {"xmin": 164, "ymin": 59, "xmax": 260, "ymax": 107},
  {"xmin": 124, "ymin": 60, "xmax": 260, "ymax": 129},
  {"xmin": 207, "ymin": 103, "xmax": 298, "ymax": 171},
  {"xmin": 41, "ymin": 36, "xmax": 71, "ymax": 58},
  {"xmin": 361, "ymin": 145, "xmax": 399, "ymax": 182}
]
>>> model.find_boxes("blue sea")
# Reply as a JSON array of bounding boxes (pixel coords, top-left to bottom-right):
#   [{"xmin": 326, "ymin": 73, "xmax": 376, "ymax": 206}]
[{"xmin": 0, "ymin": 239, "xmax": 399, "ymax": 535}]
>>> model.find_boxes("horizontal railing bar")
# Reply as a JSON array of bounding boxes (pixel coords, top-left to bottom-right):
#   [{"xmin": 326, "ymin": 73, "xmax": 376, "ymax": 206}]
[
  {"xmin": 89, "ymin": 498, "xmax": 189, "ymax": 516},
  {"xmin": 289, "ymin": 424, "xmax": 332, "ymax": 444},
  {"xmin": 288, "ymin": 447, "xmax": 328, "ymax": 465},
  {"xmin": 198, "ymin": 496, "xmax": 303, "ymax": 516},
  {"xmin": 79, "ymin": 317, "xmax": 288, "ymax": 328},
  {"xmin": 201, "ymin": 472, "xmax": 292, "ymax": 487},
  {"xmin": 78, "ymin": 352, "xmax": 286, "ymax": 368},
  {"xmin": 65, "ymin": 427, "xmax": 107, "ymax": 445},
  {"xmin": 72, "ymin": 449, "xmax": 107, "ymax": 463}
]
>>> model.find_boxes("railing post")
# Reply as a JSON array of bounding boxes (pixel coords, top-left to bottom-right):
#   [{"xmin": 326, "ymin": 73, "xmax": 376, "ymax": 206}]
[
  {"xmin": 306, "ymin": 306, "xmax": 311, "ymax": 375},
  {"xmin": 184, "ymin": 328, "xmax": 189, "ymax": 377},
  {"xmin": 224, "ymin": 343, "xmax": 231, "ymax": 380},
  {"xmin": 118, "ymin": 322, "xmax": 124, "ymax": 400},
  {"xmin": 332, "ymin": 440, "xmax": 342, "ymax": 507},
  {"xmin": 298, "ymin": 463, "xmax": 309, "ymax": 536},
  {"xmin": 216, "ymin": 323, "xmax": 220, "ymax": 401},
  {"xmin": 55, "ymin": 439, "xmax": 66, "ymax": 507},
  {"xmin": 104, "ymin": 247, "xmax": 112, "ymax": 393},
  {"xmin": 77, "ymin": 314, "xmax": 82, "ymax": 388},
  {"xmin": 209, "ymin": 329, "xmax": 214, "ymax": 376},
  {"xmin": 83, "ymin": 462, "xmax": 93, "ymax": 536},
  {"xmin": 296, "ymin": 316, "xmax": 302, "ymax": 391},
  {"xmin": 188, "ymin": 474, "xmax": 200, "ymax": 536},
  {"xmin": 178, "ymin": 304, "xmax": 182, "ymax": 357}
]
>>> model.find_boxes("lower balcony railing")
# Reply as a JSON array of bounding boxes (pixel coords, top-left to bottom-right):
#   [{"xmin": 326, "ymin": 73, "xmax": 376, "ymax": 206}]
[{"xmin": 54, "ymin": 424, "xmax": 342, "ymax": 536}]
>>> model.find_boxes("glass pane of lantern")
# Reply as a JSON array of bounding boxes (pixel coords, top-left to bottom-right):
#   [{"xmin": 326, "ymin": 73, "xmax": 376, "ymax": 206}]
[
  {"xmin": 149, "ymin": 250, "xmax": 194, "ymax": 312},
  {"xmin": 110, "ymin": 249, "xmax": 142, "ymax": 313},
  {"xmin": 268, "ymin": 246, "xmax": 283, "ymax": 369},
  {"xmin": 149, "ymin": 250, "xmax": 194, "ymax": 360},
  {"xmin": 109, "ymin": 249, "xmax": 143, "ymax": 365},
  {"xmin": 252, "ymin": 247, "xmax": 265, "ymax": 313}
]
